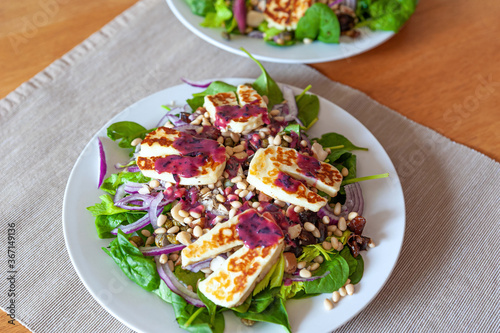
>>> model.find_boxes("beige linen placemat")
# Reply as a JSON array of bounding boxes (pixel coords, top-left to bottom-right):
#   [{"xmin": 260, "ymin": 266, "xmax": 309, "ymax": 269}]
[{"xmin": 0, "ymin": 0, "xmax": 498, "ymax": 332}]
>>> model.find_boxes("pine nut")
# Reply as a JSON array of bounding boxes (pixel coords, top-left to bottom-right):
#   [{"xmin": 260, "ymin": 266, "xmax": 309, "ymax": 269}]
[
  {"xmin": 234, "ymin": 189, "xmax": 242, "ymax": 195},
  {"xmin": 230, "ymin": 132, "xmax": 240, "ymax": 143},
  {"xmin": 282, "ymin": 135, "xmax": 292, "ymax": 143},
  {"xmin": 141, "ymin": 229, "xmax": 151, "ymax": 237},
  {"xmin": 131, "ymin": 138, "xmax": 142, "ymax": 146},
  {"xmin": 203, "ymin": 112, "xmax": 210, "ymax": 118},
  {"xmin": 169, "ymin": 253, "xmax": 179, "ymax": 261},
  {"xmin": 148, "ymin": 180, "xmax": 160, "ymax": 188},
  {"xmin": 348, "ymin": 212, "xmax": 358, "ymax": 220},
  {"xmin": 229, "ymin": 208, "xmax": 238, "ymax": 219},
  {"xmin": 237, "ymin": 181, "xmax": 247, "ymax": 190},
  {"xmin": 199, "ymin": 187, "xmax": 210, "ymax": 195},
  {"xmin": 324, "ymin": 298, "xmax": 333, "ymax": 311},
  {"xmin": 156, "ymin": 214, "xmax": 167, "ymax": 227},
  {"xmin": 179, "ymin": 210, "xmax": 190, "ymax": 218},
  {"xmin": 138, "ymin": 186, "xmax": 150, "ymax": 195},
  {"xmin": 225, "ymin": 146, "xmax": 234, "ymax": 156},
  {"xmin": 309, "ymin": 262, "xmax": 320, "ymax": 271},
  {"xmin": 273, "ymin": 135, "xmax": 282, "ymax": 146},
  {"xmin": 339, "ymin": 287, "xmax": 347, "ymax": 297},
  {"xmin": 368, "ymin": 240, "xmax": 376, "ymax": 248},
  {"xmin": 341, "ymin": 167, "xmax": 349, "ymax": 177},
  {"xmin": 176, "ymin": 231, "xmax": 191, "ymax": 245},
  {"xmin": 274, "ymin": 200, "xmax": 286, "ymax": 207},
  {"xmin": 262, "ymin": 95, "xmax": 269, "ymax": 104},
  {"xmin": 208, "ymin": 184, "xmax": 215, "ymax": 189},
  {"xmin": 334, "ymin": 229, "xmax": 343, "ymax": 237},
  {"xmin": 314, "ymin": 255, "xmax": 324, "ymax": 264},
  {"xmin": 233, "ymin": 145, "xmax": 244, "ymax": 153},
  {"xmin": 294, "ymin": 206, "xmax": 304, "ymax": 213},
  {"xmin": 251, "ymin": 202, "xmax": 260, "ymax": 208},
  {"xmin": 167, "ymin": 226, "xmax": 179, "ymax": 234},
  {"xmin": 155, "ymin": 227, "xmax": 167, "ymax": 234},
  {"xmin": 336, "ymin": 242, "xmax": 344, "ymax": 252},
  {"xmin": 268, "ymin": 136, "xmax": 275, "ymax": 146},
  {"xmin": 327, "ymin": 225, "xmax": 337, "ymax": 232},
  {"xmin": 167, "ymin": 260, "xmax": 175, "ymax": 272},
  {"xmin": 331, "ymin": 237, "xmax": 339, "ymax": 249},
  {"xmin": 231, "ymin": 176, "xmax": 242, "ymax": 183},
  {"xmin": 304, "ymin": 222, "xmax": 315, "ymax": 232},
  {"xmin": 200, "ymin": 267, "xmax": 212, "ymax": 274},
  {"xmin": 159, "ymin": 254, "xmax": 168, "ymax": 264},
  {"xmin": 322, "ymin": 216, "xmax": 331, "ymax": 224},
  {"xmin": 129, "ymin": 240, "xmax": 138, "ymax": 247},
  {"xmin": 345, "ymin": 283, "xmax": 355, "ymax": 295},
  {"xmin": 257, "ymin": 206, "xmax": 264, "ymax": 212},
  {"xmin": 332, "ymin": 291, "xmax": 341, "ymax": 303},
  {"xmin": 334, "ymin": 202, "xmax": 342, "ymax": 215},
  {"xmin": 338, "ymin": 217, "xmax": 347, "ymax": 231},
  {"xmin": 202, "ymin": 118, "xmax": 211, "ymax": 126},
  {"xmin": 190, "ymin": 116, "xmax": 202, "ymax": 125},
  {"xmin": 239, "ymin": 190, "xmax": 249, "ymax": 198},
  {"xmin": 184, "ymin": 217, "xmax": 193, "ymax": 224},
  {"xmin": 274, "ymin": 116, "xmax": 284, "ymax": 122},
  {"xmin": 233, "ymin": 152, "xmax": 248, "ymax": 160},
  {"xmin": 230, "ymin": 201, "xmax": 242, "ymax": 208},
  {"xmin": 297, "ymin": 261, "xmax": 307, "ymax": 269},
  {"xmin": 190, "ymin": 211, "xmax": 201, "ymax": 219},
  {"xmin": 299, "ymin": 269, "xmax": 312, "ymax": 278},
  {"xmin": 312, "ymin": 229, "xmax": 321, "ymax": 238},
  {"xmin": 322, "ymin": 241, "xmax": 332, "ymax": 250},
  {"xmin": 193, "ymin": 226, "xmax": 203, "ymax": 238},
  {"xmin": 270, "ymin": 109, "xmax": 280, "ymax": 116},
  {"xmin": 216, "ymin": 194, "xmax": 226, "ymax": 202},
  {"xmin": 300, "ymin": 140, "xmax": 308, "ymax": 147},
  {"xmin": 145, "ymin": 236, "xmax": 155, "ymax": 245}
]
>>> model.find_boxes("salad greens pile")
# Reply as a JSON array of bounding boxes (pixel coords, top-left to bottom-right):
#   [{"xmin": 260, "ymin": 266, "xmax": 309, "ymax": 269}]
[
  {"xmin": 87, "ymin": 52, "xmax": 386, "ymax": 332},
  {"xmin": 183, "ymin": 0, "xmax": 418, "ymax": 46}
]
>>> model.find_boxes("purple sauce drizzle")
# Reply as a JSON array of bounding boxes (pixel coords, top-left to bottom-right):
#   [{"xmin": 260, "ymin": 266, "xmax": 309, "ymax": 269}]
[
  {"xmin": 236, "ymin": 209, "xmax": 283, "ymax": 249},
  {"xmin": 214, "ymin": 103, "xmax": 270, "ymax": 129},
  {"xmin": 273, "ymin": 171, "xmax": 302, "ymax": 193},
  {"xmin": 297, "ymin": 153, "xmax": 321, "ymax": 178},
  {"xmin": 154, "ymin": 131, "xmax": 225, "ymax": 178}
]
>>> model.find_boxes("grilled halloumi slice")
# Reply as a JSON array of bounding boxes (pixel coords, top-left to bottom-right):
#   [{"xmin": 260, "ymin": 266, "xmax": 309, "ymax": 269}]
[
  {"xmin": 136, "ymin": 127, "xmax": 226, "ymax": 185},
  {"xmin": 198, "ymin": 240, "xmax": 283, "ymax": 307},
  {"xmin": 182, "ymin": 209, "xmax": 284, "ymax": 307},
  {"xmin": 265, "ymin": 0, "xmax": 314, "ymax": 31},
  {"xmin": 203, "ymin": 86, "xmax": 269, "ymax": 134},
  {"xmin": 181, "ymin": 216, "xmax": 243, "ymax": 267},
  {"xmin": 247, "ymin": 146, "xmax": 343, "ymax": 211}
]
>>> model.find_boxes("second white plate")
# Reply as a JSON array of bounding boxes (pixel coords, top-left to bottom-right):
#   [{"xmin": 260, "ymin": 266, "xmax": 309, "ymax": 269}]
[{"xmin": 166, "ymin": 0, "xmax": 394, "ymax": 64}]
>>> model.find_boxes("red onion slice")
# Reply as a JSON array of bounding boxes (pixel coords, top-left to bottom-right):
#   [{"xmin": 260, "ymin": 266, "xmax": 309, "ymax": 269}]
[
  {"xmin": 97, "ymin": 138, "xmax": 107, "ymax": 188},
  {"xmin": 181, "ymin": 78, "xmax": 213, "ymax": 88},
  {"xmin": 140, "ymin": 244, "xmax": 186, "ymax": 256},
  {"xmin": 115, "ymin": 194, "xmax": 152, "ymax": 210},
  {"xmin": 154, "ymin": 256, "xmax": 205, "ymax": 307},
  {"xmin": 111, "ymin": 214, "xmax": 150, "ymax": 235},
  {"xmin": 149, "ymin": 192, "xmax": 164, "ymax": 229},
  {"xmin": 233, "ymin": 0, "xmax": 247, "ymax": 34},
  {"xmin": 282, "ymin": 86, "xmax": 299, "ymax": 122},
  {"xmin": 183, "ymin": 258, "xmax": 212, "ymax": 273}
]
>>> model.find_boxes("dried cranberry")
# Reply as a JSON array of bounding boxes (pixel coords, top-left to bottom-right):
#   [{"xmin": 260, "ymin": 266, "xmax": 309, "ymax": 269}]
[
  {"xmin": 348, "ymin": 216, "xmax": 366, "ymax": 235},
  {"xmin": 347, "ymin": 234, "xmax": 371, "ymax": 258}
]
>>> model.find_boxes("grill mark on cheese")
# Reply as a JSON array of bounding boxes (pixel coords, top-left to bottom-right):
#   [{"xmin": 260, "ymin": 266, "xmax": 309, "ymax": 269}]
[
  {"xmin": 265, "ymin": 0, "xmax": 314, "ymax": 29},
  {"xmin": 205, "ymin": 92, "xmax": 237, "ymax": 106},
  {"xmin": 182, "ymin": 223, "xmax": 241, "ymax": 261}
]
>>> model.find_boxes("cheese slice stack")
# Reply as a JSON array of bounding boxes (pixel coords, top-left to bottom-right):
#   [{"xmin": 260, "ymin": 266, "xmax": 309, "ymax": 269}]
[
  {"xmin": 247, "ymin": 146, "xmax": 343, "ymax": 211},
  {"xmin": 182, "ymin": 209, "xmax": 284, "ymax": 308},
  {"xmin": 136, "ymin": 127, "xmax": 226, "ymax": 185},
  {"xmin": 203, "ymin": 85, "xmax": 269, "ymax": 134}
]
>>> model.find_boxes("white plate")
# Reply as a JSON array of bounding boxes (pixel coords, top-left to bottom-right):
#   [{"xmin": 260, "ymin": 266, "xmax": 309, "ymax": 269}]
[
  {"xmin": 63, "ymin": 78, "xmax": 405, "ymax": 333},
  {"xmin": 166, "ymin": 0, "xmax": 394, "ymax": 64}
]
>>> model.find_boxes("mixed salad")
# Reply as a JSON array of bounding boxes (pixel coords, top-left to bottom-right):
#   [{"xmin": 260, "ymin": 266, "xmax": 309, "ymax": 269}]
[
  {"xmin": 183, "ymin": 0, "xmax": 418, "ymax": 46},
  {"xmin": 87, "ymin": 52, "xmax": 388, "ymax": 332}
]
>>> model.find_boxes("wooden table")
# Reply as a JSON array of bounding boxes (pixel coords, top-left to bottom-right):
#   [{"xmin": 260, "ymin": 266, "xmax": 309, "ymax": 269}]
[{"xmin": 1, "ymin": 0, "xmax": 498, "ymax": 331}]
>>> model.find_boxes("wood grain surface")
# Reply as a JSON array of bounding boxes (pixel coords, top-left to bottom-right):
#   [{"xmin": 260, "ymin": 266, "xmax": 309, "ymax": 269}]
[{"xmin": 1, "ymin": 0, "xmax": 499, "ymax": 331}]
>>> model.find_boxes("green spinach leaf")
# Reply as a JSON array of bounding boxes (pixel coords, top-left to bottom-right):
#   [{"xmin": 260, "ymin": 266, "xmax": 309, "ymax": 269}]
[
  {"xmin": 241, "ymin": 48, "xmax": 283, "ymax": 109},
  {"xmin": 349, "ymin": 254, "xmax": 364, "ymax": 284},
  {"xmin": 356, "ymin": 0, "xmax": 417, "ymax": 32},
  {"xmin": 283, "ymin": 123, "xmax": 301, "ymax": 135},
  {"xmin": 296, "ymin": 94, "xmax": 319, "ymax": 129},
  {"xmin": 248, "ymin": 287, "xmax": 279, "ymax": 313},
  {"xmin": 95, "ymin": 211, "xmax": 145, "ymax": 239},
  {"xmin": 316, "ymin": 132, "xmax": 368, "ymax": 152},
  {"xmin": 296, "ymin": 3, "xmax": 340, "ymax": 43},
  {"xmin": 303, "ymin": 255, "xmax": 349, "ymax": 294},
  {"xmin": 100, "ymin": 171, "xmax": 151, "ymax": 195},
  {"xmin": 339, "ymin": 247, "xmax": 357, "ymax": 276},
  {"xmin": 87, "ymin": 194, "xmax": 129, "ymax": 216},
  {"xmin": 186, "ymin": 81, "xmax": 237, "ymax": 110},
  {"xmin": 102, "ymin": 229, "xmax": 160, "ymax": 291},
  {"xmin": 279, "ymin": 281, "xmax": 304, "ymax": 299},
  {"xmin": 154, "ymin": 281, "xmax": 225, "ymax": 333},
  {"xmin": 174, "ymin": 265, "xmax": 205, "ymax": 292},
  {"xmin": 185, "ymin": 0, "xmax": 215, "ymax": 16},
  {"xmin": 201, "ymin": 0, "xmax": 232, "ymax": 28},
  {"xmin": 197, "ymin": 289, "xmax": 218, "ymax": 327},
  {"xmin": 234, "ymin": 297, "xmax": 292, "ymax": 333},
  {"xmin": 107, "ymin": 121, "xmax": 152, "ymax": 149}
]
